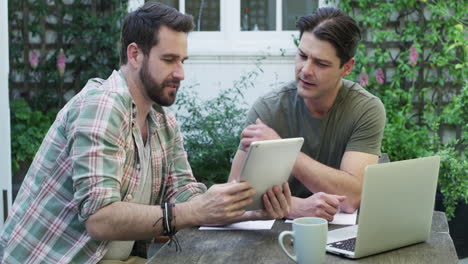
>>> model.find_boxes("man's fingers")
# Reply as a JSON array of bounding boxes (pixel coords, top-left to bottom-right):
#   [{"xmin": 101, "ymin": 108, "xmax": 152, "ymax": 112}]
[
  {"xmin": 240, "ymin": 138, "xmax": 254, "ymax": 149},
  {"xmin": 282, "ymin": 182, "xmax": 292, "ymax": 206},
  {"xmin": 316, "ymin": 208, "xmax": 335, "ymax": 222},
  {"xmin": 322, "ymin": 198, "xmax": 340, "ymax": 215},
  {"xmin": 241, "ymin": 127, "xmax": 256, "ymax": 138},
  {"xmin": 263, "ymin": 194, "xmax": 274, "ymax": 213},
  {"xmin": 221, "ymin": 188, "xmax": 255, "ymax": 217},
  {"xmin": 258, "ymin": 184, "xmax": 292, "ymax": 220},
  {"xmin": 316, "ymin": 196, "xmax": 340, "ymax": 216},
  {"xmin": 267, "ymin": 188, "xmax": 281, "ymax": 212},
  {"xmin": 324, "ymin": 205, "xmax": 339, "ymax": 217},
  {"xmin": 227, "ymin": 208, "xmax": 247, "ymax": 218},
  {"xmin": 330, "ymin": 195, "xmax": 346, "ymax": 209},
  {"xmin": 224, "ymin": 181, "xmax": 252, "ymax": 192},
  {"xmin": 320, "ymin": 193, "xmax": 345, "ymax": 208},
  {"xmin": 325, "ymin": 212, "xmax": 335, "ymax": 222},
  {"xmin": 272, "ymin": 185, "xmax": 289, "ymax": 214},
  {"xmin": 229, "ymin": 187, "xmax": 256, "ymax": 204},
  {"xmin": 225, "ymin": 197, "xmax": 253, "ymax": 213}
]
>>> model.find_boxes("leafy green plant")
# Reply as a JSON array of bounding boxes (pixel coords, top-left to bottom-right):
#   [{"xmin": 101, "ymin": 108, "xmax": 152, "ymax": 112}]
[
  {"xmin": 432, "ymin": 84, "xmax": 468, "ymax": 218},
  {"xmin": 8, "ymin": 0, "xmax": 127, "ymax": 111},
  {"xmin": 9, "ymin": 0, "xmax": 127, "ymax": 183},
  {"xmin": 437, "ymin": 146, "xmax": 468, "ymax": 218},
  {"xmin": 175, "ymin": 66, "xmax": 263, "ymax": 186},
  {"xmin": 10, "ymin": 99, "xmax": 57, "ymax": 174},
  {"xmin": 339, "ymin": 0, "xmax": 466, "ymax": 219}
]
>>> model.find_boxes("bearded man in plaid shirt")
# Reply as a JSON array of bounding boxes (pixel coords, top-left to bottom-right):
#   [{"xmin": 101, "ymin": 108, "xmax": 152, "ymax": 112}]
[{"xmin": 0, "ymin": 2, "xmax": 291, "ymax": 263}]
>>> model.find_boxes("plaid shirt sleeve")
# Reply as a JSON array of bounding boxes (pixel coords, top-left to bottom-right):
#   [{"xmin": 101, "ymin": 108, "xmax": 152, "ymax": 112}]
[
  {"xmin": 69, "ymin": 87, "xmax": 128, "ymax": 222},
  {"xmin": 163, "ymin": 117, "xmax": 207, "ymax": 203}
]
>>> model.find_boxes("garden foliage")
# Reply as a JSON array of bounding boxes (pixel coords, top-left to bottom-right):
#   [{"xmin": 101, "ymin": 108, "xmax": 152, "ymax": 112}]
[
  {"xmin": 339, "ymin": 0, "xmax": 466, "ymax": 218},
  {"xmin": 8, "ymin": 0, "xmax": 126, "ymax": 111},
  {"xmin": 9, "ymin": 0, "xmax": 127, "ymax": 181},
  {"xmin": 175, "ymin": 59, "xmax": 265, "ymax": 186},
  {"xmin": 8, "ymin": 1, "xmax": 466, "ymax": 219}
]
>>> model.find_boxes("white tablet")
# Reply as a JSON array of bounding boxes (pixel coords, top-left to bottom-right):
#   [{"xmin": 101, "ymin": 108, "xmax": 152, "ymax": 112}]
[{"xmin": 239, "ymin": 137, "xmax": 304, "ymax": 211}]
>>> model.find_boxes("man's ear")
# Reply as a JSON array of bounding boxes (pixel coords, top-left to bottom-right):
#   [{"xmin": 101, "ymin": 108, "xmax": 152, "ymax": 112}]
[
  {"xmin": 127, "ymin": 42, "xmax": 142, "ymax": 69},
  {"xmin": 341, "ymin": 57, "xmax": 355, "ymax": 77}
]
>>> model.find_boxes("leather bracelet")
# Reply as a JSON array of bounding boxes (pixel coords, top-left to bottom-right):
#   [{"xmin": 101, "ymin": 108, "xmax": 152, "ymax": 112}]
[
  {"xmin": 160, "ymin": 202, "xmax": 181, "ymax": 251},
  {"xmin": 161, "ymin": 202, "xmax": 176, "ymax": 236}
]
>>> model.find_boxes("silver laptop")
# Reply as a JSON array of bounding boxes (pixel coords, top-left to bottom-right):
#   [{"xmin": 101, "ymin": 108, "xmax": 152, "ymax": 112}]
[{"xmin": 326, "ymin": 156, "xmax": 440, "ymax": 259}]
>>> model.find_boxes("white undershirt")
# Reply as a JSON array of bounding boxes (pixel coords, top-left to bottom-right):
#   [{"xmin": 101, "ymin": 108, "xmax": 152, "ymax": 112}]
[{"xmin": 102, "ymin": 125, "xmax": 153, "ymax": 261}]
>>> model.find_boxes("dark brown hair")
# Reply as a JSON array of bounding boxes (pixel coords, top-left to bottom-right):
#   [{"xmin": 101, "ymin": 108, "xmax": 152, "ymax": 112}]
[
  {"xmin": 296, "ymin": 7, "xmax": 361, "ymax": 67},
  {"xmin": 119, "ymin": 2, "xmax": 194, "ymax": 65}
]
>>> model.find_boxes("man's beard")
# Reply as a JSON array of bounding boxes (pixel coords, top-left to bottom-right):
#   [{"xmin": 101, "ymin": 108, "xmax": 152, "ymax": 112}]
[{"xmin": 139, "ymin": 57, "xmax": 180, "ymax": 106}]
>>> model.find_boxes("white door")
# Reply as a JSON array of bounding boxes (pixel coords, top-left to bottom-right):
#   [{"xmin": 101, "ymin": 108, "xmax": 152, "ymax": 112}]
[{"xmin": 0, "ymin": 0, "xmax": 12, "ymax": 228}]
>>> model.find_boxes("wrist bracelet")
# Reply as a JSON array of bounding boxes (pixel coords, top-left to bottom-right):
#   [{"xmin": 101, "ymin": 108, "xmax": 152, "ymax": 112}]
[{"xmin": 156, "ymin": 202, "xmax": 181, "ymax": 251}]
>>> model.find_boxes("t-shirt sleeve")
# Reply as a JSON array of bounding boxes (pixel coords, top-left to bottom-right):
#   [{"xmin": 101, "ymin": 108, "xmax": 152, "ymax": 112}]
[
  {"xmin": 345, "ymin": 98, "xmax": 386, "ymax": 155},
  {"xmin": 238, "ymin": 97, "xmax": 275, "ymax": 151},
  {"xmin": 244, "ymin": 97, "xmax": 275, "ymax": 127}
]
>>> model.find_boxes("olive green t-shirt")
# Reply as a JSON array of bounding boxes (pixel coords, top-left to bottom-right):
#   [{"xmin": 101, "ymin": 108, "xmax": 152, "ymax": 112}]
[{"xmin": 242, "ymin": 79, "xmax": 386, "ymax": 198}]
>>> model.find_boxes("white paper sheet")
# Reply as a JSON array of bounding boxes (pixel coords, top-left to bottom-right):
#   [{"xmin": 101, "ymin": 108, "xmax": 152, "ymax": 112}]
[
  {"xmin": 329, "ymin": 210, "xmax": 357, "ymax": 225},
  {"xmin": 199, "ymin": 220, "xmax": 275, "ymax": 230},
  {"xmin": 285, "ymin": 210, "xmax": 357, "ymax": 225}
]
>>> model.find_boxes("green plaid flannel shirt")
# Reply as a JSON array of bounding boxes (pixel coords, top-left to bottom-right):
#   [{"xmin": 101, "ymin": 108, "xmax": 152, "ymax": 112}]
[{"xmin": 0, "ymin": 70, "xmax": 206, "ymax": 263}]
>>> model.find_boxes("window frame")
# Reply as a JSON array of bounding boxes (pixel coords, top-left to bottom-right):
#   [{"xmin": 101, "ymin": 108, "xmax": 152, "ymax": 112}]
[
  {"xmin": 187, "ymin": 0, "xmax": 299, "ymax": 56},
  {"xmin": 129, "ymin": 0, "xmax": 333, "ymax": 56}
]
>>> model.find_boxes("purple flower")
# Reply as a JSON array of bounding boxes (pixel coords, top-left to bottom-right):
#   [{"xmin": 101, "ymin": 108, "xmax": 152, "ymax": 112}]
[
  {"xmin": 375, "ymin": 68, "xmax": 385, "ymax": 85},
  {"xmin": 409, "ymin": 45, "xmax": 419, "ymax": 66},
  {"xmin": 359, "ymin": 71, "xmax": 369, "ymax": 87},
  {"xmin": 29, "ymin": 50, "xmax": 39, "ymax": 69},
  {"xmin": 57, "ymin": 48, "xmax": 66, "ymax": 77}
]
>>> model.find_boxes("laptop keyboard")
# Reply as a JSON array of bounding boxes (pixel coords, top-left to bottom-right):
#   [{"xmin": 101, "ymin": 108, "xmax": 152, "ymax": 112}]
[{"xmin": 328, "ymin": 237, "xmax": 356, "ymax": 252}]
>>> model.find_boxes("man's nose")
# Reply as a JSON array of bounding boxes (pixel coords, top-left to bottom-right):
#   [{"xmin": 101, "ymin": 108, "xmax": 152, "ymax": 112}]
[
  {"xmin": 301, "ymin": 60, "xmax": 314, "ymax": 77},
  {"xmin": 173, "ymin": 62, "xmax": 184, "ymax": 81}
]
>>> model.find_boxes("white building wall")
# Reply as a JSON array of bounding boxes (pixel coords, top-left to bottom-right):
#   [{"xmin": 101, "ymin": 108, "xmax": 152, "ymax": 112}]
[
  {"xmin": 183, "ymin": 55, "xmax": 295, "ymax": 106},
  {"xmin": 0, "ymin": 0, "xmax": 12, "ymax": 227}
]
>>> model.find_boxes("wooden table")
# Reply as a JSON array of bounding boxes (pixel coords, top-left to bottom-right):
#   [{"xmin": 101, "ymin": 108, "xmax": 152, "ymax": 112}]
[{"xmin": 149, "ymin": 211, "xmax": 458, "ymax": 263}]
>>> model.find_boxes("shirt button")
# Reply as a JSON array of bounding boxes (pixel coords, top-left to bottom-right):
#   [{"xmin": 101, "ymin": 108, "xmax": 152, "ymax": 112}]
[{"xmin": 126, "ymin": 194, "xmax": 133, "ymax": 201}]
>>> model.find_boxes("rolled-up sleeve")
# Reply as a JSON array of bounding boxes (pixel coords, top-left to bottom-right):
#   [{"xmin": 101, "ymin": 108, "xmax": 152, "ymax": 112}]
[
  {"xmin": 69, "ymin": 92, "xmax": 127, "ymax": 222},
  {"xmin": 163, "ymin": 123, "xmax": 207, "ymax": 203}
]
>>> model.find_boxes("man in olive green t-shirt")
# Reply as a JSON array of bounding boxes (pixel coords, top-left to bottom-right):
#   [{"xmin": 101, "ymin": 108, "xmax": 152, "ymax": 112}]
[{"xmin": 229, "ymin": 7, "xmax": 386, "ymax": 221}]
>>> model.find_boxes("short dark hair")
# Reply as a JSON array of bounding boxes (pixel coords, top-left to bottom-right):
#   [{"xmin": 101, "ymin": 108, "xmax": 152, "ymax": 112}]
[
  {"xmin": 119, "ymin": 2, "xmax": 194, "ymax": 65},
  {"xmin": 296, "ymin": 7, "xmax": 361, "ymax": 67}
]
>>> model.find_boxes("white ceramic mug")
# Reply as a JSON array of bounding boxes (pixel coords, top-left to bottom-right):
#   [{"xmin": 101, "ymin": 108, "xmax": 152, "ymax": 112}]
[{"xmin": 278, "ymin": 217, "xmax": 328, "ymax": 264}]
